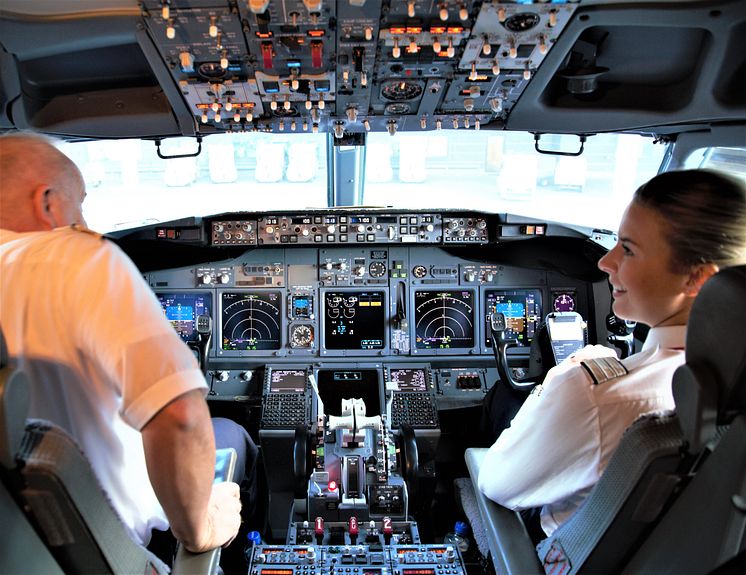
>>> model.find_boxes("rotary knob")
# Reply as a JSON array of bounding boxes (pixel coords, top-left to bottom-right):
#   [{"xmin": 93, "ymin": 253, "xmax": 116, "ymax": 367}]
[{"xmin": 200, "ymin": 273, "xmax": 213, "ymax": 285}]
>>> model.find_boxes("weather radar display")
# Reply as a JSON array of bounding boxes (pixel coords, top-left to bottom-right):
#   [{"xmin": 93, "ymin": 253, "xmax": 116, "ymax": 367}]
[
  {"xmin": 414, "ymin": 290, "xmax": 475, "ymax": 349},
  {"xmin": 221, "ymin": 291, "xmax": 282, "ymax": 350}
]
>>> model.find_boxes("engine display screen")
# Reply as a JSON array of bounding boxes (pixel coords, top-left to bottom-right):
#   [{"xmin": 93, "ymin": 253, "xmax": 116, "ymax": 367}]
[
  {"xmin": 317, "ymin": 369, "xmax": 381, "ymax": 416},
  {"xmin": 157, "ymin": 292, "xmax": 211, "ymax": 343},
  {"xmin": 221, "ymin": 291, "xmax": 282, "ymax": 351},
  {"xmin": 387, "ymin": 368, "xmax": 428, "ymax": 392},
  {"xmin": 485, "ymin": 289, "xmax": 543, "ymax": 347},
  {"xmin": 323, "ymin": 291, "xmax": 385, "ymax": 350},
  {"xmin": 414, "ymin": 290, "xmax": 475, "ymax": 349},
  {"xmin": 268, "ymin": 369, "xmax": 307, "ymax": 393}
]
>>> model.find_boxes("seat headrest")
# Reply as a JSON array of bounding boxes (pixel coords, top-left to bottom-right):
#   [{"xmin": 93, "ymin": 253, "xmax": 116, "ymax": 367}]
[{"xmin": 673, "ymin": 265, "xmax": 746, "ymax": 450}]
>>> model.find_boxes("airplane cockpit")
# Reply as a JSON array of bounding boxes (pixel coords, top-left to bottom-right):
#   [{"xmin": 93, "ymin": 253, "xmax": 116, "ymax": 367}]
[{"xmin": 1, "ymin": 1, "xmax": 745, "ymax": 574}]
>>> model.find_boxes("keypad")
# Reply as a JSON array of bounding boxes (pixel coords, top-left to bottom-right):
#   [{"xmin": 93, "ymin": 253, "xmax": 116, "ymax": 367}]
[
  {"xmin": 390, "ymin": 393, "xmax": 439, "ymax": 428},
  {"xmin": 262, "ymin": 393, "xmax": 308, "ymax": 428}
]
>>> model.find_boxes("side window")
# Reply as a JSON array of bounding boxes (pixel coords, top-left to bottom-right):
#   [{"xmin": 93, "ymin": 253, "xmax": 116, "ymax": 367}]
[{"xmin": 683, "ymin": 147, "xmax": 746, "ymax": 182}]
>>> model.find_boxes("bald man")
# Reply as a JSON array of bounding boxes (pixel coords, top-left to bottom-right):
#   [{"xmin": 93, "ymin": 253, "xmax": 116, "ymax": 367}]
[{"xmin": 0, "ymin": 132, "xmax": 245, "ymax": 555}]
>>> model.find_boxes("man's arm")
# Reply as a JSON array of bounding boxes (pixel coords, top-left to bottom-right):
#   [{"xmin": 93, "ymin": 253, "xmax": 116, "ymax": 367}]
[{"xmin": 141, "ymin": 389, "xmax": 241, "ymax": 552}]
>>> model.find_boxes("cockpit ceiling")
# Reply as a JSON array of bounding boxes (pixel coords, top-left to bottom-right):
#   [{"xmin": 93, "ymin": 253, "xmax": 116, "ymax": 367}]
[{"xmin": 0, "ymin": 0, "xmax": 744, "ymax": 139}]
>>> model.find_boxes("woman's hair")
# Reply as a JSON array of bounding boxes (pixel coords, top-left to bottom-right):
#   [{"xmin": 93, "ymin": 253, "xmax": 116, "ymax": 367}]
[{"xmin": 633, "ymin": 169, "xmax": 746, "ymax": 272}]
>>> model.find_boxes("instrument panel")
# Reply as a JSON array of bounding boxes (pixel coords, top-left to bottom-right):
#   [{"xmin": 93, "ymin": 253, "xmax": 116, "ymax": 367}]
[{"xmin": 150, "ymin": 245, "xmax": 591, "ymax": 364}]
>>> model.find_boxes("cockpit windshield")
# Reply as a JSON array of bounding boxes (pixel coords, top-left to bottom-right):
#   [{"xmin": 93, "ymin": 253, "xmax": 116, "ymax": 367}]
[{"xmin": 63, "ymin": 131, "xmax": 669, "ymax": 233}]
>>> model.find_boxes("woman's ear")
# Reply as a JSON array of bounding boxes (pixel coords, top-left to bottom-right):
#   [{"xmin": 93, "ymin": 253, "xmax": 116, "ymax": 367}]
[
  {"xmin": 31, "ymin": 185, "xmax": 57, "ymax": 230},
  {"xmin": 684, "ymin": 263, "xmax": 719, "ymax": 297}
]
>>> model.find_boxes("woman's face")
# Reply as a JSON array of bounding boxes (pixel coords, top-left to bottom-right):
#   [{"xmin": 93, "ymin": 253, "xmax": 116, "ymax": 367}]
[{"xmin": 598, "ymin": 201, "xmax": 695, "ymax": 327}]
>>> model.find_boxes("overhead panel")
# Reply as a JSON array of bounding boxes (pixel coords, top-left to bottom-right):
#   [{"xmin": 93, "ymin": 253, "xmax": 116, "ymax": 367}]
[{"xmin": 139, "ymin": 0, "xmax": 577, "ymax": 135}]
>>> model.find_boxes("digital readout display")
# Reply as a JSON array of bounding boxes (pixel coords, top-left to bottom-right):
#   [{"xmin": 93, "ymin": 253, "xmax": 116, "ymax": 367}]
[
  {"xmin": 324, "ymin": 291, "xmax": 385, "ymax": 350},
  {"xmin": 485, "ymin": 289, "xmax": 542, "ymax": 347},
  {"xmin": 157, "ymin": 292, "xmax": 211, "ymax": 343},
  {"xmin": 388, "ymin": 368, "xmax": 428, "ymax": 392},
  {"xmin": 269, "ymin": 369, "xmax": 307, "ymax": 393}
]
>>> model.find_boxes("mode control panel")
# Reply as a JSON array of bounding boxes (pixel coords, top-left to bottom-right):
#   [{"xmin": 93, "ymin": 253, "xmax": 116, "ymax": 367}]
[
  {"xmin": 256, "ymin": 213, "xmax": 443, "ymax": 245},
  {"xmin": 207, "ymin": 213, "xmax": 506, "ymax": 246}
]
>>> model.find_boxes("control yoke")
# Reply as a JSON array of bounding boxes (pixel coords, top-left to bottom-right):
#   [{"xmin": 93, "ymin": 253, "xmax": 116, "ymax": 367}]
[
  {"xmin": 194, "ymin": 314, "xmax": 212, "ymax": 374},
  {"xmin": 606, "ymin": 313, "xmax": 636, "ymax": 359},
  {"xmin": 489, "ymin": 312, "xmax": 542, "ymax": 391}
]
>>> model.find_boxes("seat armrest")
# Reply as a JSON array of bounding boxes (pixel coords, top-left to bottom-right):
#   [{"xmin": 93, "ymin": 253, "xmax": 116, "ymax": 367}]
[
  {"xmin": 465, "ymin": 448, "xmax": 544, "ymax": 575},
  {"xmin": 0, "ymin": 367, "xmax": 30, "ymax": 469},
  {"xmin": 172, "ymin": 547, "xmax": 222, "ymax": 575},
  {"xmin": 172, "ymin": 448, "xmax": 238, "ymax": 574}
]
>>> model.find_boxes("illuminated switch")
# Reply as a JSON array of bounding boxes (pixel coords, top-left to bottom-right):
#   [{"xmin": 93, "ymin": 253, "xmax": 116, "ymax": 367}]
[
  {"xmin": 179, "ymin": 51, "xmax": 195, "ymax": 73},
  {"xmin": 311, "ymin": 40, "xmax": 323, "ymax": 68},
  {"xmin": 261, "ymin": 41, "xmax": 274, "ymax": 69}
]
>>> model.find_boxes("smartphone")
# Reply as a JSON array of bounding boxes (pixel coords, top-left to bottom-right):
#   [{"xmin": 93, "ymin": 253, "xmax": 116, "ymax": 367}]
[
  {"xmin": 214, "ymin": 447, "xmax": 237, "ymax": 484},
  {"xmin": 545, "ymin": 312, "xmax": 586, "ymax": 364}
]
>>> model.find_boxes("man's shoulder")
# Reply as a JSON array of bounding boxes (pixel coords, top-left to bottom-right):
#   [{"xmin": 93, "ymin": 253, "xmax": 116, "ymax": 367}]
[
  {"xmin": 579, "ymin": 356, "xmax": 629, "ymax": 386},
  {"xmin": 53, "ymin": 226, "xmax": 133, "ymax": 268},
  {"xmin": 69, "ymin": 224, "xmax": 104, "ymax": 239},
  {"xmin": 56, "ymin": 225, "xmax": 118, "ymax": 251}
]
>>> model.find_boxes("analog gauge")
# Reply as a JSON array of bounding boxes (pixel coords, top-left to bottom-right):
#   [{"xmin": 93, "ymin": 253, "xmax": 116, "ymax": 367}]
[
  {"xmin": 198, "ymin": 62, "xmax": 228, "ymax": 80},
  {"xmin": 272, "ymin": 105, "xmax": 297, "ymax": 117},
  {"xmin": 384, "ymin": 102, "xmax": 411, "ymax": 115},
  {"xmin": 369, "ymin": 261, "xmax": 386, "ymax": 278},
  {"xmin": 221, "ymin": 291, "xmax": 282, "ymax": 350},
  {"xmin": 504, "ymin": 12, "xmax": 541, "ymax": 32},
  {"xmin": 381, "ymin": 79, "xmax": 424, "ymax": 101},
  {"xmin": 290, "ymin": 324, "xmax": 314, "ymax": 348},
  {"xmin": 553, "ymin": 292, "xmax": 577, "ymax": 312},
  {"xmin": 412, "ymin": 265, "xmax": 427, "ymax": 279},
  {"xmin": 414, "ymin": 290, "xmax": 475, "ymax": 349}
]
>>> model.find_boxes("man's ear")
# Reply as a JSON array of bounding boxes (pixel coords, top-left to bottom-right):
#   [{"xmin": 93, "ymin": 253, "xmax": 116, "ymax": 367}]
[
  {"xmin": 32, "ymin": 185, "xmax": 57, "ymax": 230},
  {"xmin": 684, "ymin": 263, "xmax": 719, "ymax": 297}
]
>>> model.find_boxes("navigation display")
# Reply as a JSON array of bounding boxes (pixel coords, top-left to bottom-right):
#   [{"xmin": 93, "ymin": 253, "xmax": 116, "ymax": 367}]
[
  {"xmin": 157, "ymin": 292, "xmax": 211, "ymax": 343},
  {"xmin": 221, "ymin": 291, "xmax": 282, "ymax": 350},
  {"xmin": 268, "ymin": 369, "xmax": 307, "ymax": 393},
  {"xmin": 485, "ymin": 289, "xmax": 543, "ymax": 347},
  {"xmin": 414, "ymin": 290, "xmax": 475, "ymax": 349},
  {"xmin": 323, "ymin": 291, "xmax": 385, "ymax": 350},
  {"xmin": 388, "ymin": 368, "xmax": 428, "ymax": 392}
]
